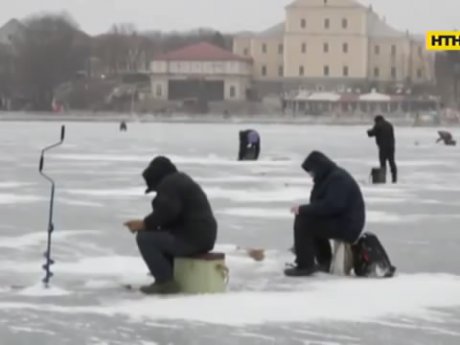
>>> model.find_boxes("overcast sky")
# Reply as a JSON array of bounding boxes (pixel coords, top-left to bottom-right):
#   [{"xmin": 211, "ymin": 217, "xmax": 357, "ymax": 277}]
[{"xmin": 1, "ymin": 0, "xmax": 459, "ymax": 35}]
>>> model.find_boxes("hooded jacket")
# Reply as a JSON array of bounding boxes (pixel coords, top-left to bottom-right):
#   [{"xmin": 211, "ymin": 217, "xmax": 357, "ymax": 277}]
[
  {"xmin": 367, "ymin": 116, "xmax": 395, "ymax": 150},
  {"xmin": 142, "ymin": 156, "xmax": 217, "ymax": 251},
  {"xmin": 238, "ymin": 129, "xmax": 260, "ymax": 160},
  {"xmin": 300, "ymin": 151, "xmax": 365, "ymax": 241}
]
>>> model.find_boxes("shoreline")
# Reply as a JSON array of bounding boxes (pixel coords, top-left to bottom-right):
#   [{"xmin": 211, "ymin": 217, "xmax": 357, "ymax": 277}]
[{"xmin": 0, "ymin": 111, "xmax": 451, "ymax": 127}]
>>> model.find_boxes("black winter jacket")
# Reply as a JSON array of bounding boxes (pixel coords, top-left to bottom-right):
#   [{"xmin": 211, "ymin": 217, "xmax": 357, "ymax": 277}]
[
  {"xmin": 142, "ymin": 157, "xmax": 217, "ymax": 251},
  {"xmin": 299, "ymin": 151, "xmax": 365, "ymax": 241},
  {"xmin": 367, "ymin": 119, "xmax": 395, "ymax": 150}
]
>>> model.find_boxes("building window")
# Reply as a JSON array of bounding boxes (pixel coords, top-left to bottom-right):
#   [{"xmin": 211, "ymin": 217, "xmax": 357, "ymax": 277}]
[
  {"xmin": 278, "ymin": 44, "xmax": 284, "ymax": 54},
  {"xmin": 391, "ymin": 67, "xmax": 396, "ymax": 79},
  {"xmin": 417, "ymin": 68, "xmax": 423, "ymax": 79},
  {"xmin": 323, "ymin": 43, "xmax": 329, "ymax": 53},
  {"xmin": 324, "ymin": 65, "xmax": 329, "ymax": 76},
  {"xmin": 261, "ymin": 65, "xmax": 267, "ymax": 76},
  {"xmin": 342, "ymin": 18, "xmax": 348, "ymax": 29},
  {"xmin": 262, "ymin": 43, "xmax": 267, "ymax": 53},
  {"xmin": 325, "ymin": 18, "xmax": 330, "ymax": 29},
  {"xmin": 299, "ymin": 66, "xmax": 304, "ymax": 76},
  {"xmin": 391, "ymin": 45, "xmax": 396, "ymax": 56},
  {"xmin": 230, "ymin": 86, "xmax": 236, "ymax": 98},
  {"xmin": 243, "ymin": 48, "xmax": 249, "ymax": 56},
  {"xmin": 156, "ymin": 85, "xmax": 162, "ymax": 97},
  {"xmin": 374, "ymin": 67, "xmax": 380, "ymax": 78},
  {"xmin": 301, "ymin": 42, "xmax": 307, "ymax": 53},
  {"xmin": 301, "ymin": 19, "xmax": 306, "ymax": 28},
  {"xmin": 343, "ymin": 66, "xmax": 349, "ymax": 77},
  {"xmin": 343, "ymin": 43, "xmax": 348, "ymax": 53},
  {"xmin": 278, "ymin": 66, "xmax": 284, "ymax": 77},
  {"xmin": 374, "ymin": 45, "xmax": 380, "ymax": 55}
]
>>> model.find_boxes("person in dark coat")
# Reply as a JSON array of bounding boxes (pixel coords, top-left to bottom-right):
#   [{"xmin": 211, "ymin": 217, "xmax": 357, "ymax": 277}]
[
  {"xmin": 238, "ymin": 129, "xmax": 261, "ymax": 161},
  {"xmin": 124, "ymin": 156, "xmax": 218, "ymax": 294},
  {"xmin": 367, "ymin": 115, "xmax": 397, "ymax": 183},
  {"xmin": 436, "ymin": 130, "xmax": 456, "ymax": 146},
  {"xmin": 285, "ymin": 151, "xmax": 365, "ymax": 277},
  {"xmin": 120, "ymin": 121, "xmax": 127, "ymax": 132}
]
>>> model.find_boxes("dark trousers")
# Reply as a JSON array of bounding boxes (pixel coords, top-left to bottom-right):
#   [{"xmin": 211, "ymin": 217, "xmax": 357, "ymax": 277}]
[
  {"xmin": 239, "ymin": 142, "xmax": 260, "ymax": 160},
  {"xmin": 253, "ymin": 142, "xmax": 260, "ymax": 160},
  {"xmin": 379, "ymin": 147, "xmax": 397, "ymax": 183},
  {"xmin": 293, "ymin": 215, "xmax": 357, "ymax": 269},
  {"xmin": 136, "ymin": 231, "xmax": 199, "ymax": 284},
  {"xmin": 238, "ymin": 143, "xmax": 245, "ymax": 160}
]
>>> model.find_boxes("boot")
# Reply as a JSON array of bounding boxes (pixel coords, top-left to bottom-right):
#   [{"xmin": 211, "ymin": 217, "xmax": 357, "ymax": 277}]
[
  {"xmin": 284, "ymin": 264, "xmax": 317, "ymax": 277},
  {"xmin": 317, "ymin": 262, "xmax": 331, "ymax": 273},
  {"xmin": 140, "ymin": 281, "xmax": 180, "ymax": 295}
]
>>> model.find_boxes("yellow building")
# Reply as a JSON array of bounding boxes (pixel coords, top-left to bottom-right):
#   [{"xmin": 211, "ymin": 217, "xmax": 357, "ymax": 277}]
[{"xmin": 233, "ymin": 0, "xmax": 434, "ymax": 92}]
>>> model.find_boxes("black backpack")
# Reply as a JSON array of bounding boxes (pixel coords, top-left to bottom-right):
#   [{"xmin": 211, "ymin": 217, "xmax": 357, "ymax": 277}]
[{"xmin": 352, "ymin": 232, "xmax": 396, "ymax": 278}]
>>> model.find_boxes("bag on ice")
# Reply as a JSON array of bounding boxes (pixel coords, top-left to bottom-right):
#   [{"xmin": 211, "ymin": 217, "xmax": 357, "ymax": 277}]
[{"xmin": 352, "ymin": 232, "xmax": 396, "ymax": 278}]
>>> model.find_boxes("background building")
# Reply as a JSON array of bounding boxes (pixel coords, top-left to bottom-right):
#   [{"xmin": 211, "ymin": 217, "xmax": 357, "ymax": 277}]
[
  {"xmin": 151, "ymin": 42, "xmax": 253, "ymax": 102},
  {"xmin": 233, "ymin": 0, "xmax": 434, "ymax": 95}
]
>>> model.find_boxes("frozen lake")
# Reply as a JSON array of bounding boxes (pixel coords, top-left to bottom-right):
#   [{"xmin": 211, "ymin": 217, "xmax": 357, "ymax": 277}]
[{"xmin": 0, "ymin": 121, "xmax": 459, "ymax": 345}]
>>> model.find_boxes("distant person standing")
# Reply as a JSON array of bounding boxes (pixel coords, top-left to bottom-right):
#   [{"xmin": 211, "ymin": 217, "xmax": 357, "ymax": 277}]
[
  {"xmin": 367, "ymin": 115, "xmax": 397, "ymax": 183},
  {"xmin": 120, "ymin": 121, "xmax": 127, "ymax": 132}
]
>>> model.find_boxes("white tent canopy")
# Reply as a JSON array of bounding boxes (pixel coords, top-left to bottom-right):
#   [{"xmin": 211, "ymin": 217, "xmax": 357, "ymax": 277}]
[
  {"xmin": 307, "ymin": 92, "xmax": 341, "ymax": 102},
  {"xmin": 359, "ymin": 91, "xmax": 391, "ymax": 102},
  {"xmin": 294, "ymin": 90, "xmax": 311, "ymax": 101}
]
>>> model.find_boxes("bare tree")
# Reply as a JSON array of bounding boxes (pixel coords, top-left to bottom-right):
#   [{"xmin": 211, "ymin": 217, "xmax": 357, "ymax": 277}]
[
  {"xmin": 435, "ymin": 52, "xmax": 460, "ymax": 108},
  {"xmin": 0, "ymin": 43, "xmax": 12, "ymax": 104},
  {"xmin": 92, "ymin": 25, "xmax": 233, "ymax": 78},
  {"xmin": 93, "ymin": 24, "xmax": 151, "ymax": 75},
  {"xmin": 14, "ymin": 14, "xmax": 90, "ymax": 110}
]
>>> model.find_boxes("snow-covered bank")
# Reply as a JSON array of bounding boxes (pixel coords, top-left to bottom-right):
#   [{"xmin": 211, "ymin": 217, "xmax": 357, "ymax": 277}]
[{"xmin": 0, "ymin": 111, "xmax": 446, "ymax": 126}]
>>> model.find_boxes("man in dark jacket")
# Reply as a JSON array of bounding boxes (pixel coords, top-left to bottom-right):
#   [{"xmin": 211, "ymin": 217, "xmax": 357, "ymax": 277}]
[
  {"xmin": 367, "ymin": 115, "xmax": 397, "ymax": 183},
  {"xmin": 124, "ymin": 156, "xmax": 218, "ymax": 294},
  {"xmin": 238, "ymin": 129, "xmax": 261, "ymax": 161},
  {"xmin": 436, "ymin": 130, "xmax": 456, "ymax": 146},
  {"xmin": 286, "ymin": 151, "xmax": 365, "ymax": 277}
]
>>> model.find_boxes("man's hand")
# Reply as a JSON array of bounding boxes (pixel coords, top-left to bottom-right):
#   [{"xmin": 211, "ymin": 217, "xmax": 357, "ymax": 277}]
[
  {"xmin": 290, "ymin": 206, "xmax": 300, "ymax": 215},
  {"xmin": 124, "ymin": 220, "xmax": 145, "ymax": 233}
]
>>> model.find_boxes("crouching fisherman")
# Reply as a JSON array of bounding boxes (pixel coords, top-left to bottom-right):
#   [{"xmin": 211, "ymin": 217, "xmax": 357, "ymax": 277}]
[
  {"xmin": 124, "ymin": 156, "xmax": 218, "ymax": 294},
  {"xmin": 238, "ymin": 129, "xmax": 261, "ymax": 161},
  {"xmin": 285, "ymin": 151, "xmax": 365, "ymax": 277},
  {"xmin": 436, "ymin": 130, "xmax": 456, "ymax": 146}
]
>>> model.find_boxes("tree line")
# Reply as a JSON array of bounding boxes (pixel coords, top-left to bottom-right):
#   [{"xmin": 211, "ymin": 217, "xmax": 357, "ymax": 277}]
[{"xmin": 0, "ymin": 13, "xmax": 231, "ymax": 111}]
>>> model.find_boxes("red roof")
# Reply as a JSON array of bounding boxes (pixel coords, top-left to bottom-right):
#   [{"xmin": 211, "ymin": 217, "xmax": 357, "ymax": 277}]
[{"xmin": 154, "ymin": 42, "xmax": 251, "ymax": 62}]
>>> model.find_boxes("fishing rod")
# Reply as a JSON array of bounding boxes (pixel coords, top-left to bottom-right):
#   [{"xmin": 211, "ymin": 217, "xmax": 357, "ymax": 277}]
[{"xmin": 39, "ymin": 125, "xmax": 65, "ymax": 288}]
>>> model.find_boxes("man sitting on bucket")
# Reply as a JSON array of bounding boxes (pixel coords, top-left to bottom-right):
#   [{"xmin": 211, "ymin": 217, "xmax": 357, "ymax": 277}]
[
  {"xmin": 285, "ymin": 151, "xmax": 365, "ymax": 277},
  {"xmin": 124, "ymin": 156, "xmax": 218, "ymax": 294}
]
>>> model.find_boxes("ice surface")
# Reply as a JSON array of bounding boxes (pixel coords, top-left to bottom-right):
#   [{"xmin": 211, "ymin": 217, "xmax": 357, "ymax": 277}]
[
  {"xmin": 18, "ymin": 283, "xmax": 71, "ymax": 297},
  {"xmin": 1, "ymin": 274, "xmax": 459, "ymax": 326},
  {"xmin": 0, "ymin": 193, "xmax": 44, "ymax": 204},
  {"xmin": 0, "ymin": 122, "xmax": 459, "ymax": 345}
]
